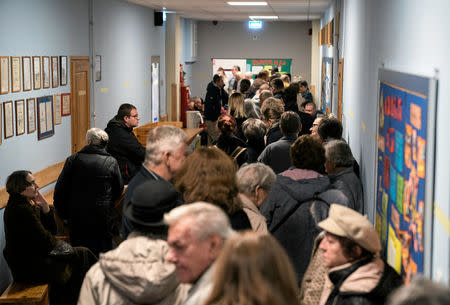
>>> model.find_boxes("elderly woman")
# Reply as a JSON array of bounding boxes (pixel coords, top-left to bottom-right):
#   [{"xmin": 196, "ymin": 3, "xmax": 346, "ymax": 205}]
[
  {"xmin": 174, "ymin": 147, "xmax": 251, "ymax": 230},
  {"xmin": 241, "ymin": 118, "xmax": 267, "ymax": 163},
  {"xmin": 324, "ymin": 140, "xmax": 364, "ymax": 213},
  {"xmin": 260, "ymin": 135, "xmax": 348, "ymax": 285},
  {"xmin": 202, "ymin": 231, "xmax": 300, "ymax": 305},
  {"xmin": 3, "ymin": 171, "xmax": 96, "ymax": 305},
  {"xmin": 236, "ymin": 163, "xmax": 276, "ymax": 232},
  {"xmin": 317, "ymin": 204, "xmax": 402, "ymax": 305}
]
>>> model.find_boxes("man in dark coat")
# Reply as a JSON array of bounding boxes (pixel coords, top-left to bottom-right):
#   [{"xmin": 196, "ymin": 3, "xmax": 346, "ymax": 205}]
[
  {"xmin": 121, "ymin": 125, "xmax": 188, "ymax": 239},
  {"xmin": 54, "ymin": 128, "xmax": 123, "ymax": 256},
  {"xmin": 105, "ymin": 103, "xmax": 145, "ymax": 183},
  {"xmin": 204, "ymin": 74, "xmax": 228, "ymax": 145}
]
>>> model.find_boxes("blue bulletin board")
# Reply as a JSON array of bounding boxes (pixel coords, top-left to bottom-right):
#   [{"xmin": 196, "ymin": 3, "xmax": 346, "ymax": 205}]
[{"xmin": 375, "ymin": 69, "xmax": 437, "ymax": 282}]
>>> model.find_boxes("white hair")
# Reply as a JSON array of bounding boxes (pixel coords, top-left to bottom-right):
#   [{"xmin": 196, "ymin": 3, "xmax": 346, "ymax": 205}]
[
  {"xmin": 236, "ymin": 163, "xmax": 276, "ymax": 195},
  {"xmin": 86, "ymin": 128, "xmax": 109, "ymax": 147},
  {"xmin": 144, "ymin": 125, "xmax": 187, "ymax": 167},
  {"xmin": 164, "ymin": 202, "xmax": 234, "ymax": 240}
]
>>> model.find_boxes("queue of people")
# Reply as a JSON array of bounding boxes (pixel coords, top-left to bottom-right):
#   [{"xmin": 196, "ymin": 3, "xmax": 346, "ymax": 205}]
[{"xmin": 2, "ymin": 67, "xmax": 448, "ymax": 305}]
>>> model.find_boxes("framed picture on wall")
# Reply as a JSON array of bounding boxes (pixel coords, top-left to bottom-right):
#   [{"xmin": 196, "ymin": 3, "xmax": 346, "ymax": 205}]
[
  {"xmin": 0, "ymin": 56, "xmax": 10, "ymax": 94},
  {"xmin": 0, "ymin": 103, "xmax": 2, "ymax": 145},
  {"xmin": 54, "ymin": 94, "xmax": 62, "ymax": 125},
  {"xmin": 33, "ymin": 56, "xmax": 41, "ymax": 90},
  {"xmin": 11, "ymin": 56, "xmax": 21, "ymax": 92},
  {"xmin": 3, "ymin": 100, "xmax": 14, "ymax": 138},
  {"xmin": 15, "ymin": 99, "xmax": 25, "ymax": 135},
  {"xmin": 61, "ymin": 93, "xmax": 71, "ymax": 116},
  {"xmin": 27, "ymin": 98, "xmax": 36, "ymax": 133},
  {"xmin": 37, "ymin": 95, "xmax": 54, "ymax": 140},
  {"xmin": 42, "ymin": 56, "xmax": 50, "ymax": 89},
  {"xmin": 22, "ymin": 56, "xmax": 32, "ymax": 91},
  {"xmin": 52, "ymin": 56, "xmax": 59, "ymax": 88},
  {"xmin": 60, "ymin": 56, "xmax": 67, "ymax": 86}
]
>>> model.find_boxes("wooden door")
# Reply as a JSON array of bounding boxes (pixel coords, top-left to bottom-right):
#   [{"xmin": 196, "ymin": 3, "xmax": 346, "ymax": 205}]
[{"xmin": 70, "ymin": 57, "xmax": 90, "ymax": 153}]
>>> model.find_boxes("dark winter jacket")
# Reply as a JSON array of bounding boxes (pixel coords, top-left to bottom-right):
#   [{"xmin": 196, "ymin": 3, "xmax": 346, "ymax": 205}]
[
  {"xmin": 260, "ymin": 175, "xmax": 349, "ymax": 285},
  {"xmin": 322, "ymin": 257, "xmax": 403, "ymax": 305},
  {"xmin": 105, "ymin": 117, "xmax": 145, "ymax": 183},
  {"xmin": 3, "ymin": 194, "xmax": 57, "ymax": 283},
  {"xmin": 266, "ymin": 121, "xmax": 283, "ymax": 146},
  {"xmin": 215, "ymin": 133, "xmax": 248, "ymax": 166},
  {"xmin": 54, "ymin": 145, "xmax": 123, "ymax": 255},
  {"xmin": 204, "ymin": 81, "xmax": 228, "ymax": 121},
  {"xmin": 328, "ymin": 167, "xmax": 364, "ymax": 214}
]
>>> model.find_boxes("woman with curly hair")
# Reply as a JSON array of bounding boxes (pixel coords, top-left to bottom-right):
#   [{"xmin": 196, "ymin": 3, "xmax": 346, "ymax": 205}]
[
  {"xmin": 202, "ymin": 231, "xmax": 299, "ymax": 305},
  {"xmin": 260, "ymin": 135, "xmax": 349, "ymax": 285},
  {"xmin": 174, "ymin": 147, "xmax": 251, "ymax": 230},
  {"xmin": 215, "ymin": 114, "xmax": 248, "ymax": 166}
]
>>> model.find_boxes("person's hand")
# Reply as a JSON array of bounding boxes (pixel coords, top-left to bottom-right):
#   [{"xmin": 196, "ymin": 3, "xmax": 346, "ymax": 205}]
[{"xmin": 33, "ymin": 191, "xmax": 50, "ymax": 214}]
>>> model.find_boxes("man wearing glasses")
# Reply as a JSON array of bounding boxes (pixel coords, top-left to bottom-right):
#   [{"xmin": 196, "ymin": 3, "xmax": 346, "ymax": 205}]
[{"xmin": 105, "ymin": 103, "xmax": 145, "ymax": 184}]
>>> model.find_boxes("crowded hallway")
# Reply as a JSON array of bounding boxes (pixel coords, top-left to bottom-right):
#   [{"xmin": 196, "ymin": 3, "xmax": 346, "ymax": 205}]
[{"xmin": 1, "ymin": 0, "xmax": 449, "ymax": 304}]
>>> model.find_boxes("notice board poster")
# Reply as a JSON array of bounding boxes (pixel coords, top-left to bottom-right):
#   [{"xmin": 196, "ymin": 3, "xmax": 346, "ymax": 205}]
[
  {"xmin": 246, "ymin": 59, "xmax": 292, "ymax": 77},
  {"xmin": 320, "ymin": 57, "xmax": 333, "ymax": 115},
  {"xmin": 375, "ymin": 69, "xmax": 437, "ymax": 282}
]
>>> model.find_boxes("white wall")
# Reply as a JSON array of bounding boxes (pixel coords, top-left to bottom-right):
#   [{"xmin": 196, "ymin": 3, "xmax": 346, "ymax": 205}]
[
  {"xmin": 92, "ymin": 0, "xmax": 166, "ymax": 128},
  {"xmin": 336, "ymin": 0, "xmax": 450, "ymax": 283},
  {"xmin": 190, "ymin": 20, "xmax": 312, "ymax": 98}
]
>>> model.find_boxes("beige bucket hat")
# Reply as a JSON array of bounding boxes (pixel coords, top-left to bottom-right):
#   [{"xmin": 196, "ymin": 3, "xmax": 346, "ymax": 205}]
[{"xmin": 318, "ymin": 204, "xmax": 381, "ymax": 253}]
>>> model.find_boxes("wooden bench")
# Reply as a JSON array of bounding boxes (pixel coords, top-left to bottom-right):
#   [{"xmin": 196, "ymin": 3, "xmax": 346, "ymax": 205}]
[
  {"xmin": 0, "ymin": 282, "xmax": 48, "ymax": 305},
  {"xmin": 133, "ymin": 121, "xmax": 203, "ymax": 147}
]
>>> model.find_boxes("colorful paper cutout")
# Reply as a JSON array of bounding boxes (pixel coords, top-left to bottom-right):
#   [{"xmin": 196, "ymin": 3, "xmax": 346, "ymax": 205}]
[
  {"xmin": 390, "ymin": 165, "xmax": 397, "ymax": 202},
  {"xmin": 410, "ymin": 103, "xmax": 422, "ymax": 130},
  {"xmin": 395, "ymin": 131, "xmax": 404, "ymax": 171},
  {"xmin": 388, "ymin": 225, "xmax": 402, "ymax": 274},
  {"xmin": 396, "ymin": 175, "xmax": 404, "ymax": 214}
]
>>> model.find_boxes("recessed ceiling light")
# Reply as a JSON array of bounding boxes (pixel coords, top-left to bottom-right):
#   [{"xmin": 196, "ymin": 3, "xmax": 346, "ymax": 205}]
[
  {"xmin": 228, "ymin": 2, "xmax": 268, "ymax": 6},
  {"xmin": 249, "ymin": 16, "xmax": 278, "ymax": 20}
]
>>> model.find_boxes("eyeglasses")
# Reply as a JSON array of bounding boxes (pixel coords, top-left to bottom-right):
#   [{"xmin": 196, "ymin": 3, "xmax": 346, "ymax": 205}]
[{"xmin": 129, "ymin": 114, "xmax": 139, "ymax": 118}]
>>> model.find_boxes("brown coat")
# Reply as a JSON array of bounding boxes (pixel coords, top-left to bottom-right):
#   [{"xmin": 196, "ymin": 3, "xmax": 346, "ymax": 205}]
[{"xmin": 239, "ymin": 194, "xmax": 268, "ymax": 233}]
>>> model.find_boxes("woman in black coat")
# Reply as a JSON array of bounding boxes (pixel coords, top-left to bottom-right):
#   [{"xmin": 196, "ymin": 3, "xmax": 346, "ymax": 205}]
[{"xmin": 3, "ymin": 171, "xmax": 97, "ymax": 305}]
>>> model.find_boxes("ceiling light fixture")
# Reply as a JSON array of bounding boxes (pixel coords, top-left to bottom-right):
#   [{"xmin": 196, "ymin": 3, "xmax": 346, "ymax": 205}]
[
  {"xmin": 228, "ymin": 2, "xmax": 268, "ymax": 6},
  {"xmin": 249, "ymin": 16, "xmax": 278, "ymax": 20}
]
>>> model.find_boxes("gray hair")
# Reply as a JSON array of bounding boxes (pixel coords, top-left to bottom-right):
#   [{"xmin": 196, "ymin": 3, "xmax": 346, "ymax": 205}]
[
  {"xmin": 236, "ymin": 163, "xmax": 276, "ymax": 196},
  {"xmin": 164, "ymin": 202, "xmax": 234, "ymax": 240},
  {"xmin": 144, "ymin": 125, "xmax": 187, "ymax": 167},
  {"xmin": 86, "ymin": 128, "xmax": 109, "ymax": 147},
  {"xmin": 387, "ymin": 276, "xmax": 450, "ymax": 305},
  {"xmin": 242, "ymin": 118, "xmax": 267, "ymax": 142},
  {"xmin": 324, "ymin": 140, "xmax": 355, "ymax": 168}
]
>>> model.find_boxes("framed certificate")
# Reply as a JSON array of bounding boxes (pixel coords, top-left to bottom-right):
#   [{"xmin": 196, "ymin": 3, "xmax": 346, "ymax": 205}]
[
  {"xmin": 37, "ymin": 95, "xmax": 54, "ymax": 140},
  {"xmin": 1, "ymin": 56, "xmax": 9, "ymax": 94},
  {"xmin": 0, "ymin": 103, "xmax": 2, "ymax": 145},
  {"xmin": 3, "ymin": 100, "xmax": 14, "ymax": 138},
  {"xmin": 22, "ymin": 56, "xmax": 32, "ymax": 91},
  {"xmin": 33, "ymin": 56, "xmax": 41, "ymax": 90},
  {"xmin": 15, "ymin": 99, "xmax": 25, "ymax": 135},
  {"xmin": 52, "ymin": 56, "xmax": 59, "ymax": 88},
  {"xmin": 11, "ymin": 56, "xmax": 21, "ymax": 92},
  {"xmin": 27, "ymin": 98, "xmax": 36, "ymax": 133},
  {"xmin": 60, "ymin": 56, "xmax": 67, "ymax": 86},
  {"xmin": 42, "ymin": 56, "xmax": 50, "ymax": 89},
  {"xmin": 61, "ymin": 93, "xmax": 71, "ymax": 116},
  {"xmin": 54, "ymin": 94, "xmax": 62, "ymax": 125}
]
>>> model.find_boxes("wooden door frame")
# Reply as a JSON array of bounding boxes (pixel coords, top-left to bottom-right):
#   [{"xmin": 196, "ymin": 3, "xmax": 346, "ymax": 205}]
[{"xmin": 70, "ymin": 56, "xmax": 90, "ymax": 153}]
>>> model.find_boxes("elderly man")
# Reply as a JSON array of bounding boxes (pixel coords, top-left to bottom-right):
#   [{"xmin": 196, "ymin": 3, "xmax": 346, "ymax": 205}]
[
  {"xmin": 324, "ymin": 140, "xmax": 364, "ymax": 213},
  {"xmin": 54, "ymin": 128, "xmax": 123, "ymax": 256},
  {"xmin": 258, "ymin": 111, "xmax": 302, "ymax": 174},
  {"xmin": 78, "ymin": 180, "xmax": 189, "ymax": 305},
  {"xmin": 236, "ymin": 163, "xmax": 276, "ymax": 232},
  {"xmin": 121, "ymin": 125, "xmax": 188, "ymax": 238},
  {"xmin": 165, "ymin": 202, "xmax": 234, "ymax": 305},
  {"xmin": 105, "ymin": 103, "xmax": 145, "ymax": 184}
]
